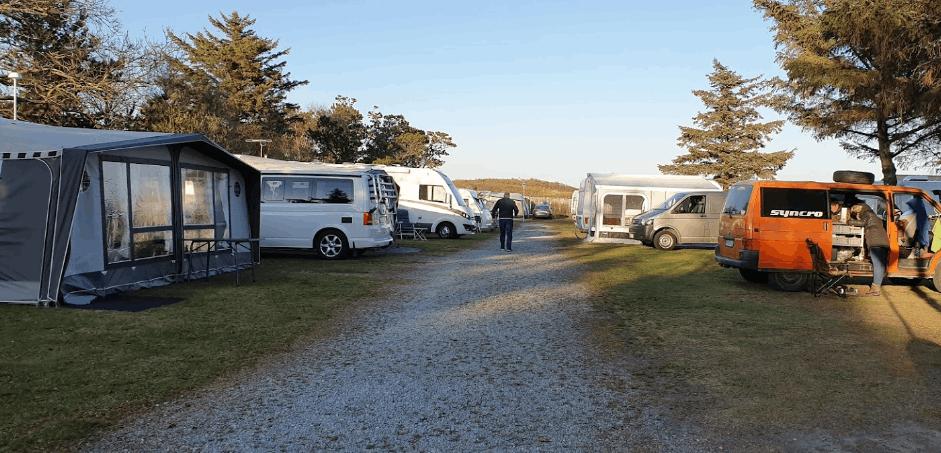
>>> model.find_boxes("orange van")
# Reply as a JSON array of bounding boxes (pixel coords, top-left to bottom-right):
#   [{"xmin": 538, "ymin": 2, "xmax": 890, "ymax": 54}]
[{"xmin": 715, "ymin": 176, "xmax": 941, "ymax": 291}]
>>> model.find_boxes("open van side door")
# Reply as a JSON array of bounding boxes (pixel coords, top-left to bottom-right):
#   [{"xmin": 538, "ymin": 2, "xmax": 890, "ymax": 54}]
[{"xmin": 756, "ymin": 187, "xmax": 832, "ymax": 271}]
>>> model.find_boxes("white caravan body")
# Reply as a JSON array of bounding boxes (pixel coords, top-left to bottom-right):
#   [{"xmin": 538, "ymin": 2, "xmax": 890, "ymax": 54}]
[
  {"xmin": 378, "ymin": 166, "xmax": 476, "ymax": 238},
  {"xmin": 459, "ymin": 188, "xmax": 494, "ymax": 231},
  {"xmin": 239, "ymin": 156, "xmax": 397, "ymax": 257},
  {"xmin": 580, "ymin": 173, "xmax": 722, "ymax": 243}
]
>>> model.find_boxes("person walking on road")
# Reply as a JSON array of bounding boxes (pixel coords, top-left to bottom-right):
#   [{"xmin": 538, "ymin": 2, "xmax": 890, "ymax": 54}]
[{"xmin": 491, "ymin": 192, "xmax": 519, "ymax": 252}]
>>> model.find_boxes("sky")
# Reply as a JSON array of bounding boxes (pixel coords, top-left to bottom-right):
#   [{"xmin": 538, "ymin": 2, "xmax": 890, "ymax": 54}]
[{"xmin": 113, "ymin": 0, "xmax": 883, "ymax": 186}]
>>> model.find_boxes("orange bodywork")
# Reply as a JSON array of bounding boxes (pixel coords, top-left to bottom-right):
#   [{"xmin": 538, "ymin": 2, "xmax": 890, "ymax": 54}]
[{"xmin": 716, "ymin": 180, "xmax": 941, "ymax": 279}]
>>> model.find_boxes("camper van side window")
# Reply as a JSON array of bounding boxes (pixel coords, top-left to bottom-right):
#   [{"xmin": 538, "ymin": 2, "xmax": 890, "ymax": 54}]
[
  {"xmin": 262, "ymin": 178, "xmax": 285, "ymax": 202},
  {"xmin": 285, "ymin": 179, "xmax": 312, "ymax": 201},
  {"xmin": 760, "ymin": 188, "xmax": 830, "ymax": 219},
  {"xmin": 673, "ymin": 195, "xmax": 706, "ymax": 214},
  {"xmin": 315, "ymin": 178, "xmax": 354, "ymax": 203},
  {"xmin": 419, "ymin": 185, "xmax": 447, "ymax": 203}
]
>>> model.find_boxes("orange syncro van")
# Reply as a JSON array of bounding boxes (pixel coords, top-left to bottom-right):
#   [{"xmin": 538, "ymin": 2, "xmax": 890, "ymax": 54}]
[{"xmin": 715, "ymin": 177, "xmax": 941, "ymax": 291}]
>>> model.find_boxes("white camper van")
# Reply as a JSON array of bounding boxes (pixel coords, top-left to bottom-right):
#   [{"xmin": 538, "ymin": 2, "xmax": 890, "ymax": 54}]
[
  {"xmin": 378, "ymin": 166, "xmax": 476, "ymax": 239},
  {"xmin": 239, "ymin": 156, "xmax": 398, "ymax": 259},
  {"xmin": 579, "ymin": 173, "xmax": 722, "ymax": 243},
  {"xmin": 459, "ymin": 188, "xmax": 495, "ymax": 231}
]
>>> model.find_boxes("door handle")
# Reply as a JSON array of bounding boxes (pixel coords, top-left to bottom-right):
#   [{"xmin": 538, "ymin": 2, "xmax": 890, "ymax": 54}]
[{"xmin": 824, "ymin": 222, "xmax": 829, "ymax": 231}]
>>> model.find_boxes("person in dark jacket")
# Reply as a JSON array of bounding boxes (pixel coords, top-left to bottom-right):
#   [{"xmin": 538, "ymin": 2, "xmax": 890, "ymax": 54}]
[
  {"xmin": 490, "ymin": 192, "xmax": 519, "ymax": 252},
  {"xmin": 848, "ymin": 203, "xmax": 890, "ymax": 296}
]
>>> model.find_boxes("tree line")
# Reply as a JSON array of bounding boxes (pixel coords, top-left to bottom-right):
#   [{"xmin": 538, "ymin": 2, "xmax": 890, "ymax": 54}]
[
  {"xmin": 661, "ymin": 0, "xmax": 941, "ymax": 187},
  {"xmin": 0, "ymin": 1, "xmax": 455, "ymax": 166}
]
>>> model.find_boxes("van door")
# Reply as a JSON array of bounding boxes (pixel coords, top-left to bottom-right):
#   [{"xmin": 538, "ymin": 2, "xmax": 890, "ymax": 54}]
[
  {"xmin": 703, "ymin": 192, "xmax": 727, "ymax": 242},
  {"xmin": 669, "ymin": 194, "xmax": 707, "ymax": 242},
  {"xmin": 756, "ymin": 187, "xmax": 832, "ymax": 271}
]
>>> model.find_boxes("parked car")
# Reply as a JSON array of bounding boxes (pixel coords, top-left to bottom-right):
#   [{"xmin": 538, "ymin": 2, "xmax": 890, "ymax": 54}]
[
  {"xmin": 715, "ymin": 171, "xmax": 941, "ymax": 291},
  {"xmin": 532, "ymin": 203, "xmax": 553, "ymax": 219},
  {"xmin": 629, "ymin": 191, "xmax": 728, "ymax": 250},
  {"xmin": 241, "ymin": 156, "xmax": 397, "ymax": 260}
]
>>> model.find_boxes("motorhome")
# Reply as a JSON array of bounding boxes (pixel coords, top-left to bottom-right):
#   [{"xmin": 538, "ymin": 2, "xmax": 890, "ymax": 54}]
[
  {"xmin": 579, "ymin": 173, "xmax": 722, "ymax": 243},
  {"xmin": 459, "ymin": 188, "xmax": 494, "ymax": 231},
  {"xmin": 377, "ymin": 166, "xmax": 476, "ymax": 239},
  {"xmin": 239, "ymin": 156, "xmax": 398, "ymax": 259},
  {"xmin": 629, "ymin": 191, "xmax": 728, "ymax": 249},
  {"xmin": 716, "ymin": 173, "xmax": 941, "ymax": 291}
]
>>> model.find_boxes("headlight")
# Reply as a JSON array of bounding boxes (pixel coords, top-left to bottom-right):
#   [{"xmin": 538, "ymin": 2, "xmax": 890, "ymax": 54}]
[{"xmin": 643, "ymin": 219, "xmax": 654, "ymax": 226}]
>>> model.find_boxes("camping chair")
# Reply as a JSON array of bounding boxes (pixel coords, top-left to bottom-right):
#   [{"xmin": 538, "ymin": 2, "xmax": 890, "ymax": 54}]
[
  {"xmin": 806, "ymin": 238, "xmax": 851, "ymax": 297},
  {"xmin": 396, "ymin": 209, "xmax": 426, "ymax": 241}
]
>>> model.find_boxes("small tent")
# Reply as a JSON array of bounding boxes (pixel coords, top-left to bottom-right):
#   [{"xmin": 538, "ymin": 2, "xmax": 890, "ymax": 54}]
[{"xmin": 0, "ymin": 119, "xmax": 260, "ymax": 305}]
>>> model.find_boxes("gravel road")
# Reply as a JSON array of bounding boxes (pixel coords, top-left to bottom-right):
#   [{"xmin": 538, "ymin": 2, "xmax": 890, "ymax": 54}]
[{"xmin": 87, "ymin": 222, "xmax": 686, "ymax": 451}]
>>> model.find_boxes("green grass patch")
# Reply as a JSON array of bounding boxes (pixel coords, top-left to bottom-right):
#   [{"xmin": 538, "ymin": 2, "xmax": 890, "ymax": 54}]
[
  {"xmin": 546, "ymin": 219, "xmax": 941, "ymax": 437},
  {"xmin": 0, "ymin": 232, "xmax": 493, "ymax": 451}
]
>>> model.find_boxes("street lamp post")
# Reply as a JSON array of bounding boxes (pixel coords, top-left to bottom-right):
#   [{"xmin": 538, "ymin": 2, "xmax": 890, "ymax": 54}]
[
  {"xmin": 7, "ymin": 71, "xmax": 20, "ymax": 121},
  {"xmin": 245, "ymin": 139, "xmax": 272, "ymax": 157}
]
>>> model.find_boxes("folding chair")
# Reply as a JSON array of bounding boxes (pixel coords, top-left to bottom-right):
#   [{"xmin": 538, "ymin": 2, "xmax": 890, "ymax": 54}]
[
  {"xmin": 806, "ymin": 238, "xmax": 851, "ymax": 297},
  {"xmin": 396, "ymin": 209, "xmax": 426, "ymax": 241}
]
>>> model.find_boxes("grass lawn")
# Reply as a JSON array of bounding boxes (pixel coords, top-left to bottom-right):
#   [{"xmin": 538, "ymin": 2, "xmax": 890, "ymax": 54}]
[
  {"xmin": 0, "ymin": 231, "xmax": 493, "ymax": 451},
  {"xmin": 547, "ymin": 220, "xmax": 941, "ymax": 441}
]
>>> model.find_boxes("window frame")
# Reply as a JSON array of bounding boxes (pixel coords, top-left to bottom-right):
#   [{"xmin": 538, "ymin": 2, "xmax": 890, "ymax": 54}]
[
  {"xmin": 99, "ymin": 156, "xmax": 175, "ymax": 268},
  {"xmin": 180, "ymin": 163, "xmax": 232, "ymax": 253},
  {"xmin": 419, "ymin": 184, "xmax": 448, "ymax": 204},
  {"xmin": 672, "ymin": 195, "xmax": 706, "ymax": 215}
]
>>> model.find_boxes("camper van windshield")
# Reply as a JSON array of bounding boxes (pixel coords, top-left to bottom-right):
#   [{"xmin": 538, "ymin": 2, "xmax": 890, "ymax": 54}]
[{"xmin": 655, "ymin": 193, "xmax": 687, "ymax": 210}]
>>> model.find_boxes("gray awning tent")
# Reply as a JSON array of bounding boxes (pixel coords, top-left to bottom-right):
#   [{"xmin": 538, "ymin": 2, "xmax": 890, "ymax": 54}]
[{"xmin": 0, "ymin": 119, "xmax": 260, "ymax": 305}]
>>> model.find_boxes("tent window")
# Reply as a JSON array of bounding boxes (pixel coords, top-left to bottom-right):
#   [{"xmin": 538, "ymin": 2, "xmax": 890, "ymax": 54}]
[
  {"xmin": 101, "ymin": 160, "xmax": 174, "ymax": 264},
  {"xmin": 182, "ymin": 167, "xmax": 230, "ymax": 249},
  {"xmin": 102, "ymin": 161, "xmax": 131, "ymax": 263},
  {"xmin": 603, "ymin": 194, "xmax": 623, "ymax": 225}
]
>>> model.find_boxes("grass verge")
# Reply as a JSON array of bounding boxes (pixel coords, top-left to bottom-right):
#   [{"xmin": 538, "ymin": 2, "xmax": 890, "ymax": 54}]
[
  {"xmin": 547, "ymin": 220, "xmax": 941, "ymax": 441},
  {"xmin": 0, "ymin": 231, "xmax": 493, "ymax": 451}
]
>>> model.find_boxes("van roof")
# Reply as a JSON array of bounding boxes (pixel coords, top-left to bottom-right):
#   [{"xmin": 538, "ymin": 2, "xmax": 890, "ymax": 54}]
[
  {"xmin": 237, "ymin": 155, "xmax": 384, "ymax": 176},
  {"xmin": 587, "ymin": 173, "xmax": 722, "ymax": 191},
  {"xmin": 732, "ymin": 179, "xmax": 930, "ymax": 194}
]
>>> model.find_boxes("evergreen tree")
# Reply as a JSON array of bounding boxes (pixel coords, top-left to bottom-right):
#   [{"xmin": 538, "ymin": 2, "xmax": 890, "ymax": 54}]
[
  {"xmin": 660, "ymin": 60, "xmax": 793, "ymax": 188},
  {"xmin": 307, "ymin": 96, "xmax": 366, "ymax": 163},
  {"xmin": 364, "ymin": 107, "xmax": 456, "ymax": 168},
  {"xmin": 0, "ymin": 0, "xmax": 148, "ymax": 127},
  {"xmin": 142, "ymin": 11, "xmax": 306, "ymax": 153},
  {"xmin": 755, "ymin": 0, "xmax": 941, "ymax": 185}
]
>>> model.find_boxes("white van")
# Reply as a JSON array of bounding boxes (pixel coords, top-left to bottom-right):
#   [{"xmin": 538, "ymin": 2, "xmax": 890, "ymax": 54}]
[
  {"xmin": 378, "ymin": 166, "xmax": 476, "ymax": 239},
  {"xmin": 579, "ymin": 173, "xmax": 722, "ymax": 243},
  {"xmin": 459, "ymin": 188, "xmax": 495, "ymax": 231},
  {"xmin": 239, "ymin": 156, "xmax": 398, "ymax": 259}
]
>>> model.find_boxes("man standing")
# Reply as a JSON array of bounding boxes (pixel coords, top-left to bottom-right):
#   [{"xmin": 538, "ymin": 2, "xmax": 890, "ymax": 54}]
[{"xmin": 491, "ymin": 192, "xmax": 519, "ymax": 252}]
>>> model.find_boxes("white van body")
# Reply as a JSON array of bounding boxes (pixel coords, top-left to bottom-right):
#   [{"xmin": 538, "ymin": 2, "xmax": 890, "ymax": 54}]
[
  {"xmin": 459, "ymin": 188, "xmax": 494, "ymax": 231},
  {"xmin": 579, "ymin": 173, "xmax": 722, "ymax": 244},
  {"xmin": 377, "ymin": 166, "xmax": 476, "ymax": 238},
  {"xmin": 239, "ymin": 156, "xmax": 397, "ymax": 258}
]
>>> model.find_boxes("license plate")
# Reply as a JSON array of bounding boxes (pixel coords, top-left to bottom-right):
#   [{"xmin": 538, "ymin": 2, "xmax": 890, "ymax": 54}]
[{"xmin": 725, "ymin": 239, "xmax": 734, "ymax": 248}]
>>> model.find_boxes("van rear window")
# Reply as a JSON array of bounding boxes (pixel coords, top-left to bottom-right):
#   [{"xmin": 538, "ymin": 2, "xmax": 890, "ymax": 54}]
[
  {"xmin": 760, "ymin": 188, "xmax": 829, "ymax": 219},
  {"xmin": 723, "ymin": 185, "xmax": 753, "ymax": 215}
]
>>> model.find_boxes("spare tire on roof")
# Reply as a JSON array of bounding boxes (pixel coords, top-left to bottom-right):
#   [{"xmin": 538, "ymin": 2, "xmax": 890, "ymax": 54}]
[{"xmin": 833, "ymin": 170, "xmax": 876, "ymax": 185}]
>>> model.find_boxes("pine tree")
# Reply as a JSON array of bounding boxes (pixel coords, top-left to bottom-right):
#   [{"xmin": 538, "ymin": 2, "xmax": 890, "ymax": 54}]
[
  {"xmin": 659, "ymin": 60, "xmax": 793, "ymax": 188},
  {"xmin": 142, "ymin": 11, "xmax": 307, "ymax": 153},
  {"xmin": 755, "ymin": 0, "xmax": 941, "ymax": 185},
  {"xmin": 307, "ymin": 96, "xmax": 366, "ymax": 163}
]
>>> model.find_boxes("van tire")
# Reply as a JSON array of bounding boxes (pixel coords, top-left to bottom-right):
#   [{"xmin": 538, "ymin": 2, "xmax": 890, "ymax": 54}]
[
  {"xmin": 739, "ymin": 268, "xmax": 768, "ymax": 284},
  {"xmin": 436, "ymin": 222, "xmax": 457, "ymax": 239},
  {"xmin": 833, "ymin": 170, "xmax": 876, "ymax": 185},
  {"xmin": 653, "ymin": 230, "xmax": 678, "ymax": 250},
  {"xmin": 768, "ymin": 272, "xmax": 810, "ymax": 292},
  {"xmin": 315, "ymin": 230, "xmax": 348, "ymax": 260},
  {"xmin": 931, "ymin": 264, "xmax": 941, "ymax": 292}
]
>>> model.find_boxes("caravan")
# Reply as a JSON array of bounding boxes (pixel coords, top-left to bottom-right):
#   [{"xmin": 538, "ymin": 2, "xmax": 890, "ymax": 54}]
[
  {"xmin": 378, "ymin": 166, "xmax": 476, "ymax": 239},
  {"xmin": 240, "ymin": 156, "xmax": 398, "ymax": 259},
  {"xmin": 579, "ymin": 173, "xmax": 722, "ymax": 243}
]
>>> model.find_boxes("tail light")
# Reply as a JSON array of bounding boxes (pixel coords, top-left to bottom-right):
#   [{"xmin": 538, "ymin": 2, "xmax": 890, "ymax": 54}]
[{"xmin": 363, "ymin": 211, "xmax": 373, "ymax": 225}]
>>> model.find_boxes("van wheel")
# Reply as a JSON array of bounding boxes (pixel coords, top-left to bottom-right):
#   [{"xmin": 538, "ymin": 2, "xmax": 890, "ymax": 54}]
[
  {"xmin": 315, "ymin": 230, "xmax": 348, "ymax": 260},
  {"xmin": 653, "ymin": 230, "xmax": 677, "ymax": 250},
  {"xmin": 768, "ymin": 272, "xmax": 810, "ymax": 292},
  {"xmin": 931, "ymin": 264, "xmax": 941, "ymax": 292},
  {"xmin": 437, "ymin": 222, "xmax": 457, "ymax": 239},
  {"xmin": 739, "ymin": 268, "xmax": 769, "ymax": 284}
]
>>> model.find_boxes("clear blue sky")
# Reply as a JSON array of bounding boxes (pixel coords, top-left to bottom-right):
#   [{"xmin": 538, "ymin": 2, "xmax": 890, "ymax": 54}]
[{"xmin": 114, "ymin": 0, "xmax": 882, "ymax": 186}]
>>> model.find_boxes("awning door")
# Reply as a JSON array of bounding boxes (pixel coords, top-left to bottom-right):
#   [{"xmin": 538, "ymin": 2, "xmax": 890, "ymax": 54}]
[{"xmin": 0, "ymin": 159, "xmax": 53, "ymax": 303}]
